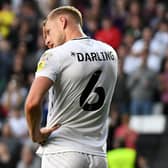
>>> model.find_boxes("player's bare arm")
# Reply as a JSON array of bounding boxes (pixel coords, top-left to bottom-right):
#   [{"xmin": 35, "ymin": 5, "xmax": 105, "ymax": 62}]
[{"xmin": 25, "ymin": 77, "xmax": 60, "ymax": 143}]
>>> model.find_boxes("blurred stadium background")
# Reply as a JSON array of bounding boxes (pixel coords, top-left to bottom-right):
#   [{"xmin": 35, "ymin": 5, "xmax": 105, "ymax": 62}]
[{"xmin": 0, "ymin": 0, "xmax": 168, "ymax": 168}]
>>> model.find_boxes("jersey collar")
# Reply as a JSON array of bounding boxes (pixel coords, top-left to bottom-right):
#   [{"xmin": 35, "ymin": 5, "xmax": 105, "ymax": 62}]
[{"xmin": 71, "ymin": 36, "xmax": 90, "ymax": 40}]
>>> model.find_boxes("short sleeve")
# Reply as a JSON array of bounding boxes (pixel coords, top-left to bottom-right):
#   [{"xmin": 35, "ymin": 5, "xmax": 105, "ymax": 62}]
[{"xmin": 35, "ymin": 50, "xmax": 59, "ymax": 82}]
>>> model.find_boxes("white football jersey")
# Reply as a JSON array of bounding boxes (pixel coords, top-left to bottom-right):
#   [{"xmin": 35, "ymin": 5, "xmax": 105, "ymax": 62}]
[{"xmin": 35, "ymin": 37, "xmax": 118, "ymax": 156}]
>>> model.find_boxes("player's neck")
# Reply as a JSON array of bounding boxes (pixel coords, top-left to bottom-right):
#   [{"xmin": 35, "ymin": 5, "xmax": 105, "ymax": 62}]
[{"xmin": 65, "ymin": 26, "xmax": 87, "ymax": 42}]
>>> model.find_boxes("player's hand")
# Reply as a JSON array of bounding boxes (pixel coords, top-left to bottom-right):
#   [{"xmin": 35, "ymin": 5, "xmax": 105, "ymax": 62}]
[{"xmin": 36, "ymin": 124, "xmax": 61, "ymax": 145}]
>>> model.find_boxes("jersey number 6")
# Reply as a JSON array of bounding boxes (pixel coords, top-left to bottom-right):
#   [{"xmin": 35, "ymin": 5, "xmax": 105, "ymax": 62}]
[{"xmin": 80, "ymin": 70, "xmax": 105, "ymax": 111}]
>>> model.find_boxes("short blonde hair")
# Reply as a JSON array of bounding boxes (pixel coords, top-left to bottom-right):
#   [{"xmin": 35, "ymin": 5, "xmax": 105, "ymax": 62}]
[{"xmin": 48, "ymin": 6, "xmax": 83, "ymax": 26}]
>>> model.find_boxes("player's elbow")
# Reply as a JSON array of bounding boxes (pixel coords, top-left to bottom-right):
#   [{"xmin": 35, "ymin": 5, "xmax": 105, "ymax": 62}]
[{"xmin": 25, "ymin": 97, "xmax": 40, "ymax": 114}]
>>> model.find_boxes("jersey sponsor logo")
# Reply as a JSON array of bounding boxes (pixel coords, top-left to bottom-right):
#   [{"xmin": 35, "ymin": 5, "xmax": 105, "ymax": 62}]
[{"xmin": 72, "ymin": 51, "xmax": 115, "ymax": 62}]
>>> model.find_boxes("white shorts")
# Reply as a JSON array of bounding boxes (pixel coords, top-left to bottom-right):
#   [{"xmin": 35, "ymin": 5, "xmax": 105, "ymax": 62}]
[{"xmin": 41, "ymin": 152, "xmax": 107, "ymax": 168}]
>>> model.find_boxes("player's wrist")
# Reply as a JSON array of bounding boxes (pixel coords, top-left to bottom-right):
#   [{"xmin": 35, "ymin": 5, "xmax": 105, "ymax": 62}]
[{"xmin": 30, "ymin": 129, "xmax": 43, "ymax": 143}]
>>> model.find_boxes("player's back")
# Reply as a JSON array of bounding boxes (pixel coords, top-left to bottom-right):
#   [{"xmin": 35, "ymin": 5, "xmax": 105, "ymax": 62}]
[{"xmin": 36, "ymin": 37, "xmax": 118, "ymax": 156}]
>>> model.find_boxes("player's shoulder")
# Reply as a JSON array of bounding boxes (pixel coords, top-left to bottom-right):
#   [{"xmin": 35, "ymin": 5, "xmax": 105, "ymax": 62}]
[
  {"xmin": 94, "ymin": 39, "xmax": 118, "ymax": 58},
  {"xmin": 44, "ymin": 47, "xmax": 61, "ymax": 55},
  {"xmin": 40, "ymin": 46, "xmax": 65, "ymax": 61},
  {"xmin": 38, "ymin": 49, "xmax": 55, "ymax": 64},
  {"xmin": 94, "ymin": 39, "xmax": 116, "ymax": 51},
  {"xmin": 46, "ymin": 42, "xmax": 73, "ymax": 55}
]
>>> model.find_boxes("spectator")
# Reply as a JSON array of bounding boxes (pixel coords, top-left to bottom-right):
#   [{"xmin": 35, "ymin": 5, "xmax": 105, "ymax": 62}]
[
  {"xmin": 34, "ymin": 31, "xmax": 46, "ymax": 62},
  {"xmin": 7, "ymin": 16, "xmax": 20, "ymax": 49},
  {"xmin": 123, "ymin": 50, "xmax": 142, "ymax": 76},
  {"xmin": 17, "ymin": 144, "xmax": 41, "ymax": 168},
  {"xmin": 151, "ymin": 20, "xmax": 168, "ymax": 57},
  {"xmin": 25, "ymin": 72, "xmax": 35, "ymax": 91},
  {"xmin": 131, "ymin": 27, "xmax": 153, "ymax": 58},
  {"xmin": 149, "ymin": 20, "xmax": 168, "ymax": 72},
  {"xmin": 0, "ymin": 121, "xmax": 22, "ymax": 166},
  {"xmin": 88, "ymin": 0, "xmax": 101, "ymax": 20},
  {"xmin": 130, "ymin": 26, "xmax": 162, "ymax": 72},
  {"xmin": 17, "ymin": 1, "xmax": 39, "ymax": 52},
  {"xmin": 17, "ymin": 20, "xmax": 37, "ymax": 52},
  {"xmin": 114, "ymin": 114, "xmax": 138, "ymax": 149},
  {"xmin": 11, "ymin": 0, "xmax": 23, "ymax": 14},
  {"xmin": 107, "ymin": 105, "xmax": 121, "ymax": 151},
  {"xmin": 1, "ymin": 75, "xmax": 27, "ymax": 112},
  {"xmin": 35, "ymin": 0, "xmax": 59, "ymax": 17},
  {"xmin": 150, "ymin": 3, "xmax": 166, "ymax": 30},
  {"xmin": 107, "ymin": 138, "xmax": 137, "ymax": 168},
  {"xmin": 160, "ymin": 48, "xmax": 168, "ymax": 73},
  {"xmin": 110, "ymin": 0, "xmax": 128, "ymax": 32},
  {"xmin": 0, "ymin": 142, "xmax": 14, "ymax": 168},
  {"xmin": 128, "ymin": 0, "xmax": 141, "ymax": 16},
  {"xmin": 0, "ymin": 104, "xmax": 8, "ymax": 122},
  {"xmin": 95, "ymin": 17, "xmax": 122, "ymax": 49},
  {"xmin": 123, "ymin": 28, "xmax": 152, "ymax": 75},
  {"xmin": 137, "ymin": 155, "xmax": 151, "ymax": 168},
  {"xmin": 8, "ymin": 107, "xmax": 28, "ymax": 141},
  {"xmin": 159, "ymin": 58, "xmax": 168, "ymax": 115},
  {"xmin": 83, "ymin": 18, "xmax": 98, "ymax": 38},
  {"xmin": 112, "ymin": 46, "xmax": 130, "ymax": 114},
  {"xmin": 123, "ymin": 32, "xmax": 135, "ymax": 50},
  {"xmin": 12, "ymin": 52, "xmax": 25, "ymax": 76},
  {"xmin": 0, "ymin": 40, "xmax": 13, "ymax": 96},
  {"xmin": 24, "ymin": 27, "xmax": 46, "ymax": 72},
  {"xmin": 0, "ymin": 2, "xmax": 15, "ymax": 38},
  {"xmin": 125, "ymin": 15, "xmax": 142, "ymax": 40},
  {"xmin": 127, "ymin": 48, "xmax": 157, "ymax": 115},
  {"xmin": 143, "ymin": 0, "xmax": 157, "ymax": 25}
]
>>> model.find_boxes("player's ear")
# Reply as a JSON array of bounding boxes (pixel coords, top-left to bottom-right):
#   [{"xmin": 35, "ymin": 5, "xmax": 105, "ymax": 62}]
[
  {"xmin": 59, "ymin": 16, "xmax": 67, "ymax": 30},
  {"xmin": 42, "ymin": 26, "xmax": 46, "ymax": 43}
]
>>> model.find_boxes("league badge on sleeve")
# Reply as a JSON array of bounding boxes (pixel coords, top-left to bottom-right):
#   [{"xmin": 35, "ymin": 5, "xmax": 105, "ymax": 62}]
[{"xmin": 36, "ymin": 52, "xmax": 51, "ymax": 72}]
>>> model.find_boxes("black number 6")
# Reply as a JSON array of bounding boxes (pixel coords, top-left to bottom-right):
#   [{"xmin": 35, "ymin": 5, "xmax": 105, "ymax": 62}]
[{"xmin": 80, "ymin": 70, "xmax": 105, "ymax": 111}]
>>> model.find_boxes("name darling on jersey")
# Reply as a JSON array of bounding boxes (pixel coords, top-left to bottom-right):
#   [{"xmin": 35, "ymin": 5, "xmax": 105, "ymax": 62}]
[{"xmin": 71, "ymin": 51, "xmax": 115, "ymax": 62}]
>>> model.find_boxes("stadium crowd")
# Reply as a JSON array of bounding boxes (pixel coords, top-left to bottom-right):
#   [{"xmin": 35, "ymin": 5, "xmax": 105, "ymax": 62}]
[{"xmin": 0, "ymin": 0, "xmax": 167, "ymax": 167}]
